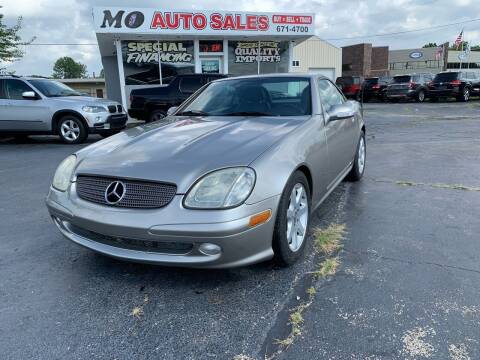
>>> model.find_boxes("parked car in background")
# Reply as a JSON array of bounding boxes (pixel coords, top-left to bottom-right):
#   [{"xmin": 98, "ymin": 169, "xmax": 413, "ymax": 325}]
[
  {"xmin": 128, "ymin": 73, "xmax": 227, "ymax": 123},
  {"xmin": 335, "ymin": 76, "xmax": 363, "ymax": 100},
  {"xmin": 362, "ymin": 76, "xmax": 392, "ymax": 102},
  {"xmin": 0, "ymin": 76, "xmax": 127, "ymax": 144},
  {"xmin": 428, "ymin": 71, "xmax": 480, "ymax": 102},
  {"xmin": 385, "ymin": 73, "xmax": 433, "ymax": 102},
  {"xmin": 47, "ymin": 74, "xmax": 366, "ymax": 268}
]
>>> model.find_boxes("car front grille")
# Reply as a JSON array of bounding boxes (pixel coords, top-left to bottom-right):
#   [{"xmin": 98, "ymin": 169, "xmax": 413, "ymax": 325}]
[
  {"xmin": 67, "ymin": 223, "xmax": 193, "ymax": 255},
  {"xmin": 76, "ymin": 175, "xmax": 177, "ymax": 209}
]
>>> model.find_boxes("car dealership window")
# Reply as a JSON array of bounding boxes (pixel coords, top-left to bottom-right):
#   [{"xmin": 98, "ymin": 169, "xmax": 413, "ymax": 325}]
[
  {"xmin": 317, "ymin": 79, "xmax": 344, "ymax": 113},
  {"xmin": 228, "ymin": 41, "xmax": 289, "ymax": 76},
  {"xmin": 122, "ymin": 40, "xmax": 195, "ymax": 85},
  {"xmin": 4, "ymin": 79, "xmax": 34, "ymax": 100}
]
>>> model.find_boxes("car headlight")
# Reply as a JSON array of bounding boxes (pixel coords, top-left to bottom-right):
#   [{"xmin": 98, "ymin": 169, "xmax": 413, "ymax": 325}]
[
  {"xmin": 52, "ymin": 155, "xmax": 77, "ymax": 191},
  {"xmin": 82, "ymin": 105, "xmax": 107, "ymax": 113},
  {"xmin": 184, "ymin": 167, "xmax": 256, "ymax": 209}
]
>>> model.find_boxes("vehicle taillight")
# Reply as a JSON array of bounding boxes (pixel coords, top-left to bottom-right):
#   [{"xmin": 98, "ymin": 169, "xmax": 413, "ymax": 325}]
[
  {"xmin": 408, "ymin": 82, "xmax": 415, "ymax": 89},
  {"xmin": 372, "ymin": 84, "xmax": 380, "ymax": 90},
  {"xmin": 450, "ymin": 79, "xmax": 461, "ymax": 85},
  {"xmin": 428, "ymin": 81, "xmax": 434, "ymax": 87}
]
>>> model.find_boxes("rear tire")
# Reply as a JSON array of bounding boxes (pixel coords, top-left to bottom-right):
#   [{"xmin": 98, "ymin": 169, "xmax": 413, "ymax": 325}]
[
  {"xmin": 272, "ymin": 171, "xmax": 311, "ymax": 266},
  {"xmin": 416, "ymin": 90, "xmax": 425, "ymax": 103},
  {"xmin": 346, "ymin": 131, "xmax": 366, "ymax": 182},
  {"xmin": 147, "ymin": 109, "xmax": 167, "ymax": 123},
  {"xmin": 456, "ymin": 88, "xmax": 470, "ymax": 102},
  {"xmin": 57, "ymin": 115, "xmax": 87, "ymax": 144}
]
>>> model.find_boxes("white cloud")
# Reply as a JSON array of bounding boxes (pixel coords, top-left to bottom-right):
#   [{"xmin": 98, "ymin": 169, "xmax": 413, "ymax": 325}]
[{"xmin": 2, "ymin": 0, "xmax": 480, "ymax": 76}]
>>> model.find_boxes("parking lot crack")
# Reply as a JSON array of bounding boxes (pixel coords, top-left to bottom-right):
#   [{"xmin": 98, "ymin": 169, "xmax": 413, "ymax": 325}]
[{"xmin": 343, "ymin": 248, "xmax": 480, "ymax": 276}]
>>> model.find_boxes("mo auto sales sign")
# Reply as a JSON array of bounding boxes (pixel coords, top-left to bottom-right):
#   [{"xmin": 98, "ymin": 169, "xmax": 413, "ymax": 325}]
[{"xmin": 94, "ymin": 7, "xmax": 315, "ymax": 36}]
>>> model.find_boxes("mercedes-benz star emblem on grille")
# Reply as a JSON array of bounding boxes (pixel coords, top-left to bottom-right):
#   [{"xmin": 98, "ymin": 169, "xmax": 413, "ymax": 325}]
[{"xmin": 104, "ymin": 181, "xmax": 126, "ymax": 205}]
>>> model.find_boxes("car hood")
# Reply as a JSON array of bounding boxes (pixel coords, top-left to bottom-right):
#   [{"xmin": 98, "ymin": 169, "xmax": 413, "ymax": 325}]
[
  {"xmin": 53, "ymin": 96, "xmax": 118, "ymax": 105},
  {"xmin": 74, "ymin": 115, "xmax": 305, "ymax": 193}
]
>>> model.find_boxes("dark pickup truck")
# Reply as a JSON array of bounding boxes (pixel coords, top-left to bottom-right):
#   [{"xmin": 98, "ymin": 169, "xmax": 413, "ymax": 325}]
[{"xmin": 128, "ymin": 74, "xmax": 227, "ymax": 122}]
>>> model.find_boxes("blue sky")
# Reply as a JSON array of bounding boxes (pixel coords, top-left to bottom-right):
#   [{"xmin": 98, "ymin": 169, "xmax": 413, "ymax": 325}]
[{"xmin": 2, "ymin": 0, "xmax": 479, "ymax": 76}]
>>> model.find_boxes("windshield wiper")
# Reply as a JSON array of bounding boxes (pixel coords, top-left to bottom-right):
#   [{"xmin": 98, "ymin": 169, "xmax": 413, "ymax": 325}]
[
  {"xmin": 176, "ymin": 110, "xmax": 210, "ymax": 116},
  {"xmin": 223, "ymin": 111, "xmax": 273, "ymax": 116}
]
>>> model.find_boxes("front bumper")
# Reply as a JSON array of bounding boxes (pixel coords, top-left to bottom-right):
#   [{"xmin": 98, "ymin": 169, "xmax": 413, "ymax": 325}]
[
  {"xmin": 84, "ymin": 113, "xmax": 128, "ymax": 132},
  {"xmin": 46, "ymin": 185, "xmax": 280, "ymax": 268}
]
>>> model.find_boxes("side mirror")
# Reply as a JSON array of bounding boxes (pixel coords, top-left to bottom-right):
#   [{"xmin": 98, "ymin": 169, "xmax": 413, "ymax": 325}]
[
  {"xmin": 22, "ymin": 91, "xmax": 37, "ymax": 100},
  {"xmin": 167, "ymin": 106, "xmax": 178, "ymax": 116},
  {"xmin": 328, "ymin": 102, "xmax": 356, "ymax": 122}
]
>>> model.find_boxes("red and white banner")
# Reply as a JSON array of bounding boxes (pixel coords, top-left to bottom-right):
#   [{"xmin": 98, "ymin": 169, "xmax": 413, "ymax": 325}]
[{"xmin": 94, "ymin": 7, "xmax": 315, "ymax": 36}]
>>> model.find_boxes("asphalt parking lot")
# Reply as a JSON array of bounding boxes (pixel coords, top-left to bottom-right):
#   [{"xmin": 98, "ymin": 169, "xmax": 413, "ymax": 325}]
[{"xmin": 1, "ymin": 101, "xmax": 479, "ymax": 360}]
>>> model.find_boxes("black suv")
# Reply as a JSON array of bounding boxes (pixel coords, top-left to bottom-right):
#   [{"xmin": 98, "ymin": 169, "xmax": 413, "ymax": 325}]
[
  {"xmin": 128, "ymin": 74, "xmax": 227, "ymax": 122},
  {"xmin": 386, "ymin": 73, "xmax": 433, "ymax": 102},
  {"xmin": 362, "ymin": 76, "xmax": 392, "ymax": 101},
  {"xmin": 428, "ymin": 71, "xmax": 480, "ymax": 102}
]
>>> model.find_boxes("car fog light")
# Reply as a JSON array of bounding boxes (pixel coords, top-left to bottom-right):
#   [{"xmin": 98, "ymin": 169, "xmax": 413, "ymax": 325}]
[
  {"xmin": 199, "ymin": 243, "xmax": 222, "ymax": 256},
  {"xmin": 95, "ymin": 116, "xmax": 102, "ymax": 122}
]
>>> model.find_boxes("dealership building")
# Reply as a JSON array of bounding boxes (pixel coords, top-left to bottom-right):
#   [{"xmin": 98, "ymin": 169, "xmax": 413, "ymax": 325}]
[{"xmin": 93, "ymin": 7, "xmax": 341, "ymax": 111}]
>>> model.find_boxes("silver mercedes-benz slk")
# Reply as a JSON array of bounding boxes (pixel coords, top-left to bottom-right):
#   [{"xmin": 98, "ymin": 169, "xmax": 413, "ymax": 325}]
[{"xmin": 46, "ymin": 74, "xmax": 366, "ymax": 268}]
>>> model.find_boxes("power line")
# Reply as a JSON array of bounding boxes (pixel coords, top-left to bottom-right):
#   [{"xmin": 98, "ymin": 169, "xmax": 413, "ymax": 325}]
[{"xmin": 323, "ymin": 17, "xmax": 480, "ymax": 41}]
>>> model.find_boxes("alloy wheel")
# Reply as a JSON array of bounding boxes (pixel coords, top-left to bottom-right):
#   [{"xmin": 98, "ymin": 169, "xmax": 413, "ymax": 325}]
[
  {"xmin": 60, "ymin": 120, "xmax": 80, "ymax": 141},
  {"xmin": 286, "ymin": 183, "xmax": 309, "ymax": 252},
  {"xmin": 418, "ymin": 91, "xmax": 425, "ymax": 102},
  {"xmin": 358, "ymin": 136, "xmax": 366, "ymax": 174}
]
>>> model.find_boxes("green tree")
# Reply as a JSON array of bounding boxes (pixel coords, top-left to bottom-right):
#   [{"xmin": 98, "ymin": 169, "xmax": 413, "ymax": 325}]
[
  {"xmin": 52, "ymin": 56, "xmax": 87, "ymax": 79},
  {"xmin": 0, "ymin": 6, "xmax": 34, "ymax": 67},
  {"xmin": 422, "ymin": 42, "xmax": 438, "ymax": 48}
]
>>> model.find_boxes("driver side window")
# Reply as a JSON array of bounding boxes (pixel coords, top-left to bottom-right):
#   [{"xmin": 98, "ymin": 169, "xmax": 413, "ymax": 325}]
[{"xmin": 317, "ymin": 79, "xmax": 345, "ymax": 113}]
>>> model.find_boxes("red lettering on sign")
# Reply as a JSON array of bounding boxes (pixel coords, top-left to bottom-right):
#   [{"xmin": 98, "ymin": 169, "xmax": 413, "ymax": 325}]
[
  {"xmin": 192, "ymin": 13, "xmax": 207, "ymax": 29},
  {"xmin": 210, "ymin": 13, "xmax": 223, "ymax": 30},
  {"xmin": 179, "ymin": 13, "xmax": 192, "ymax": 30},
  {"xmin": 272, "ymin": 15, "xmax": 312, "ymax": 24},
  {"xmin": 257, "ymin": 16, "xmax": 269, "ymax": 30},
  {"xmin": 222, "ymin": 14, "xmax": 235, "ymax": 30},
  {"xmin": 165, "ymin": 13, "xmax": 179, "ymax": 29},
  {"xmin": 151, "ymin": 12, "xmax": 166, "ymax": 29}
]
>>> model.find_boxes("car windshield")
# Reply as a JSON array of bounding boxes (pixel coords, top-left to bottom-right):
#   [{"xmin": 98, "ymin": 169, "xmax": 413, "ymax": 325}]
[
  {"xmin": 177, "ymin": 77, "xmax": 311, "ymax": 117},
  {"xmin": 28, "ymin": 79, "xmax": 82, "ymax": 97},
  {"xmin": 393, "ymin": 76, "xmax": 411, "ymax": 83},
  {"xmin": 434, "ymin": 73, "xmax": 458, "ymax": 82}
]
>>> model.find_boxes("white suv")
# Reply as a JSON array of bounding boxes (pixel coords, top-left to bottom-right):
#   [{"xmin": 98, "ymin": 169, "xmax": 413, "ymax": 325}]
[{"xmin": 0, "ymin": 76, "xmax": 127, "ymax": 144}]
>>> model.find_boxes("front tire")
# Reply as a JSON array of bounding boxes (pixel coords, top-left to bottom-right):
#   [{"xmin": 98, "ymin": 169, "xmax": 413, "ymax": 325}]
[
  {"xmin": 147, "ymin": 109, "xmax": 167, "ymax": 123},
  {"xmin": 346, "ymin": 132, "xmax": 366, "ymax": 182},
  {"xmin": 272, "ymin": 171, "xmax": 311, "ymax": 266},
  {"xmin": 58, "ymin": 115, "xmax": 87, "ymax": 144},
  {"xmin": 457, "ymin": 88, "xmax": 470, "ymax": 102}
]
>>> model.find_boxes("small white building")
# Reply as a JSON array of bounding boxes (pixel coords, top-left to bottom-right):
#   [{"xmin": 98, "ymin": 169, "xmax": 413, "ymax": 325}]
[{"xmin": 292, "ymin": 36, "xmax": 342, "ymax": 81}]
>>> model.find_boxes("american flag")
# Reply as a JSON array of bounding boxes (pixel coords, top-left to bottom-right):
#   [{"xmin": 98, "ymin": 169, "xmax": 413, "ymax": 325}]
[{"xmin": 454, "ymin": 30, "xmax": 463, "ymax": 49}]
